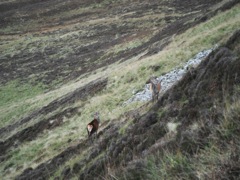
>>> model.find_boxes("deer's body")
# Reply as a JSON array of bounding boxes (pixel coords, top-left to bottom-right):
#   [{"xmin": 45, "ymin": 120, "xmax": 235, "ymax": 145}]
[
  {"xmin": 87, "ymin": 119, "xmax": 99, "ymax": 137},
  {"xmin": 87, "ymin": 112, "xmax": 100, "ymax": 141},
  {"xmin": 150, "ymin": 78, "xmax": 161, "ymax": 102}
]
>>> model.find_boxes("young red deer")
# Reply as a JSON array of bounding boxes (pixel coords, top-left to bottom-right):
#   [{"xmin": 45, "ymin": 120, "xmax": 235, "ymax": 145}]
[
  {"xmin": 149, "ymin": 78, "xmax": 161, "ymax": 102},
  {"xmin": 87, "ymin": 112, "xmax": 100, "ymax": 141}
]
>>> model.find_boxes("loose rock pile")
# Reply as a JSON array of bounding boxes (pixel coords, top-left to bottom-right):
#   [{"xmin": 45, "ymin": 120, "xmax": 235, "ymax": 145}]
[{"xmin": 124, "ymin": 48, "xmax": 215, "ymax": 104}]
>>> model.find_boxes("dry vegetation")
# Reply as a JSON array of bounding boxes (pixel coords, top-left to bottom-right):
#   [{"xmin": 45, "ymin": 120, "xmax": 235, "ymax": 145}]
[{"xmin": 0, "ymin": 0, "xmax": 240, "ymax": 179}]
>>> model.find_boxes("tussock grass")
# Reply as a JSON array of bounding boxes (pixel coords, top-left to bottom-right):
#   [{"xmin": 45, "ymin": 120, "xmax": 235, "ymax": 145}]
[
  {"xmin": 146, "ymin": 151, "xmax": 195, "ymax": 180},
  {"xmin": 144, "ymin": 86, "xmax": 240, "ymax": 179},
  {"xmin": 192, "ymin": 97, "xmax": 240, "ymax": 179},
  {"xmin": 119, "ymin": 119, "xmax": 133, "ymax": 135}
]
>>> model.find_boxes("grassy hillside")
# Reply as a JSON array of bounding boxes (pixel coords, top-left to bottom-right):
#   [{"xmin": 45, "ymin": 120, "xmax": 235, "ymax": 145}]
[{"xmin": 0, "ymin": 0, "xmax": 240, "ymax": 179}]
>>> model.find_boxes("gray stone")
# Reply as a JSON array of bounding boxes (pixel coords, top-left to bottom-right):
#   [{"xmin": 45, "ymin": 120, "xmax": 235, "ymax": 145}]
[{"xmin": 124, "ymin": 47, "xmax": 216, "ymax": 105}]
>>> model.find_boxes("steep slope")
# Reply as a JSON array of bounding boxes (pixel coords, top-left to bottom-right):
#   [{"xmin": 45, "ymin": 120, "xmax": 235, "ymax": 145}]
[
  {"xmin": 16, "ymin": 27, "xmax": 240, "ymax": 180},
  {"xmin": 0, "ymin": 0, "xmax": 240, "ymax": 179},
  {"xmin": 111, "ymin": 30, "xmax": 240, "ymax": 180}
]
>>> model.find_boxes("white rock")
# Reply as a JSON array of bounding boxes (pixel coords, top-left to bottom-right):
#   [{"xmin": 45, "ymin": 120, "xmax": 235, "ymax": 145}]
[{"xmin": 124, "ymin": 47, "xmax": 216, "ymax": 105}]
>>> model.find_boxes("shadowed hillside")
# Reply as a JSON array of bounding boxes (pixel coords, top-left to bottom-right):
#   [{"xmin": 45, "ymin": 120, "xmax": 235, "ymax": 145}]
[{"xmin": 0, "ymin": 0, "xmax": 240, "ymax": 179}]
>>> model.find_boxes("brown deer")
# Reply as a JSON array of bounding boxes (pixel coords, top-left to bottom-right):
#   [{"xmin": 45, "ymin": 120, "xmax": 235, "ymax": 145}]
[
  {"xmin": 149, "ymin": 77, "xmax": 161, "ymax": 102},
  {"xmin": 87, "ymin": 112, "xmax": 100, "ymax": 141}
]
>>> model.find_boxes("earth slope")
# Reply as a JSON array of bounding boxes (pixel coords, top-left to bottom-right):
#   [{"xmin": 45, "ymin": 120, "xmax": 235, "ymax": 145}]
[{"xmin": 0, "ymin": 0, "xmax": 239, "ymax": 179}]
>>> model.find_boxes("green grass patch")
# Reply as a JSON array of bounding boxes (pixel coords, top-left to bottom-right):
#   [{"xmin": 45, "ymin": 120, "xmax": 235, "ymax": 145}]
[
  {"xmin": 0, "ymin": 80, "xmax": 44, "ymax": 107},
  {"xmin": 176, "ymin": 4, "xmax": 240, "ymax": 51},
  {"xmin": 0, "ymin": 80, "xmax": 45, "ymax": 128}
]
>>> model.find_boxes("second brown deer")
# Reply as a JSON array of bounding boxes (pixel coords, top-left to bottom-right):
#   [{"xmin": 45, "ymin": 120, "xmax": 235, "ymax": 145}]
[{"xmin": 149, "ymin": 77, "xmax": 161, "ymax": 102}]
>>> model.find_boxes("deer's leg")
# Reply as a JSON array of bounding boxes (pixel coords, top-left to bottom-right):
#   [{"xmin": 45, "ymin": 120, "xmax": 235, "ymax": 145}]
[
  {"xmin": 90, "ymin": 135, "xmax": 93, "ymax": 144},
  {"xmin": 95, "ymin": 131, "xmax": 97, "ymax": 140},
  {"xmin": 87, "ymin": 128, "xmax": 89, "ymax": 137}
]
